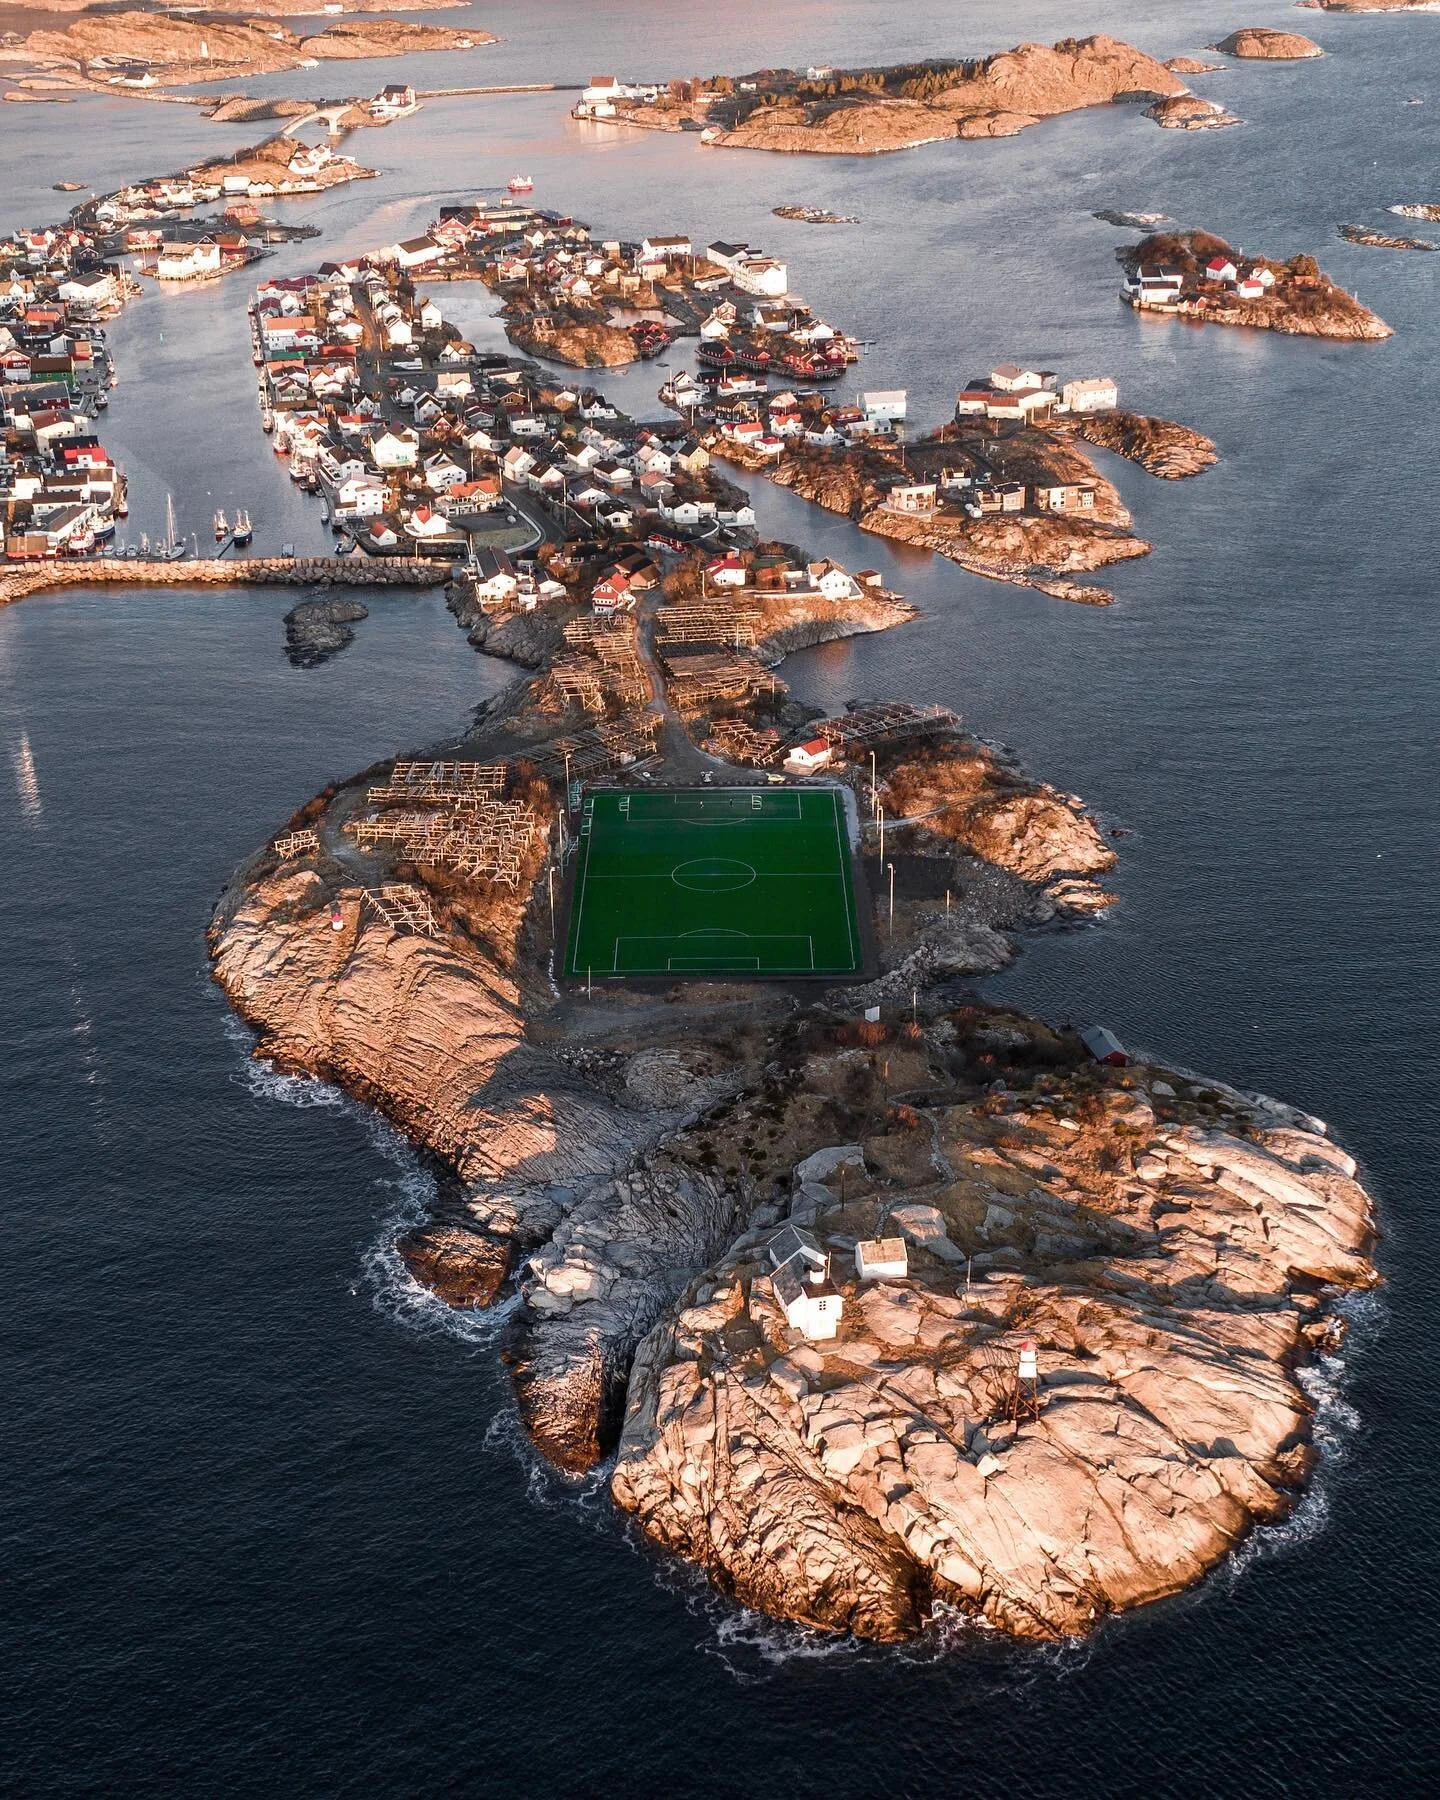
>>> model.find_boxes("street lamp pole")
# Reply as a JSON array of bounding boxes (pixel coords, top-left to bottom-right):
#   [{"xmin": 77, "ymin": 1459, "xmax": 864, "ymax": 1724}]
[{"xmin": 888, "ymin": 861, "xmax": 895, "ymax": 932}]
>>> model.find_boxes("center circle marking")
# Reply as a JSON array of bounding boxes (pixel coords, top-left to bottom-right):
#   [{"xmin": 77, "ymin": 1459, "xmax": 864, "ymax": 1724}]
[{"xmin": 671, "ymin": 858, "xmax": 758, "ymax": 893}]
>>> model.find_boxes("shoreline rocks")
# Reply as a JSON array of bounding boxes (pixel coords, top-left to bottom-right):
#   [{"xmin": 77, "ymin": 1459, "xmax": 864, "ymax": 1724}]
[
  {"xmin": 284, "ymin": 597, "xmax": 368, "ymax": 668},
  {"xmin": 1068, "ymin": 411, "xmax": 1219, "ymax": 479}
]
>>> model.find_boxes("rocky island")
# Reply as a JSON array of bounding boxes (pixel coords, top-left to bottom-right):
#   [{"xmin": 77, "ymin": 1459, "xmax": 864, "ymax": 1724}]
[
  {"xmin": 0, "ymin": 10, "xmax": 493, "ymax": 95},
  {"xmin": 716, "ymin": 385, "xmax": 1215, "ymax": 606},
  {"xmin": 1120, "ymin": 230, "xmax": 1392, "ymax": 339},
  {"xmin": 1213, "ymin": 28, "xmax": 1325, "ymax": 59},
  {"xmin": 208, "ymin": 582, "xmax": 1377, "ymax": 1642},
  {"xmin": 576, "ymin": 37, "xmax": 1191, "ymax": 155},
  {"xmin": 1145, "ymin": 94, "xmax": 1239, "ymax": 130},
  {"xmin": 1339, "ymin": 222, "xmax": 1436, "ymax": 251},
  {"xmin": 1299, "ymin": 0, "xmax": 1436, "ymax": 11}
]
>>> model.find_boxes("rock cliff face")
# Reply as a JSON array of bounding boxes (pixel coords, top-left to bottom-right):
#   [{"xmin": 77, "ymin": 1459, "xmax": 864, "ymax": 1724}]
[
  {"xmin": 750, "ymin": 589, "xmax": 918, "ymax": 661},
  {"xmin": 1214, "ymin": 28, "xmax": 1325, "ymax": 58},
  {"xmin": 613, "ymin": 1041, "xmax": 1376, "ymax": 1642}
]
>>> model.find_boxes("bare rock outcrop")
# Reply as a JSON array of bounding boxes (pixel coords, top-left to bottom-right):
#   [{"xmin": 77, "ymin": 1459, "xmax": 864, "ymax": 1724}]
[
  {"xmin": 1069, "ymin": 411, "xmax": 1219, "ymax": 478},
  {"xmin": 613, "ymin": 1055, "xmax": 1376, "ymax": 1642},
  {"xmin": 1120, "ymin": 231, "xmax": 1392, "ymax": 340},
  {"xmin": 740, "ymin": 444, "xmax": 1148, "ymax": 605},
  {"xmin": 284, "ymin": 597, "xmax": 367, "ymax": 668},
  {"xmin": 1146, "ymin": 94, "xmax": 1239, "ymax": 130},
  {"xmin": 509, "ymin": 1160, "xmax": 742, "ymax": 1469},
  {"xmin": 1214, "ymin": 28, "xmax": 1325, "ymax": 59},
  {"xmin": 879, "ymin": 740, "xmax": 1117, "ymax": 883}
]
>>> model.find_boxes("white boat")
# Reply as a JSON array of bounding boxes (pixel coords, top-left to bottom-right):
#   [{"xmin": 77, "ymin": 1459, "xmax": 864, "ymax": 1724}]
[
  {"xmin": 232, "ymin": 509, "xmax": 253, "ymax": 546},
  {"xmin": 508, "ymin": 175, "xmax": 534, "ymax": 193},
  {"xmin": 214, "ymin": 508, "xmax": 228, "ymax": 540}
]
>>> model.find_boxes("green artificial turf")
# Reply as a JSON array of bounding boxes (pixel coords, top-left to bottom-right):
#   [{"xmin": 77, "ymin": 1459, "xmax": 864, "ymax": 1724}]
[{"xmin": 563, "ymin": 787, "xmax": 863, "ymax": 979}]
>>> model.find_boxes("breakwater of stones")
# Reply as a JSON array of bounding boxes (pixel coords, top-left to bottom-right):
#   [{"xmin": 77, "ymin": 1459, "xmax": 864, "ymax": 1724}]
[{"xmin": 0, "ymin": 556, "xmax": 450, "ymax": 609}]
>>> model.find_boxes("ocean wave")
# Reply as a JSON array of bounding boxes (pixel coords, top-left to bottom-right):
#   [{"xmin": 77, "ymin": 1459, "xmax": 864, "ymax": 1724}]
[
  {"xmin": 1223, "ymin": 1286, "xmax": 1385, "ymax": 1585},
  {"xmin": 482, "ymin": 1405, "xmax": 616, "ymax": 1524},
  {"xmin": 361, "ymin": 1161, "xmax": 517, "ymax": 1349}
]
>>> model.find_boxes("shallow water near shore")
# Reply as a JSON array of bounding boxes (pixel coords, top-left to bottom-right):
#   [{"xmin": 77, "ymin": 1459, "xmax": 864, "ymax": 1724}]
[{"xmin": 4, "ymin": 2, "xmax": 1440, "ymax": 1793}]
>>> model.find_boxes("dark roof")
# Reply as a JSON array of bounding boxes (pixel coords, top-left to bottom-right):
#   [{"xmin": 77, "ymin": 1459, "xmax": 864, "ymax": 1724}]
[{"xmin": 768, "ymin": 1222, "xmax": 824, "ymax": 1271}]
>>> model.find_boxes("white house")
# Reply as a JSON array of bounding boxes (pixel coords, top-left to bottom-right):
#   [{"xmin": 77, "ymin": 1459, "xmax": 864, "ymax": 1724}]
[
  {"xmin": 404, "ymin": 505, "xmax": 452, "ymax": 541},
  {"xmin": 861, "ymin": 389, "xmax": 907, "ymax": 423},
  {"xmin": 704, "ymin": 240, "xmax": 751, "ymax": 275},
  {"xmin": 418, "ymin": 298, "xmax": 443, "ymax": 332},
  {"xmin": 990, "ymin": 362, "xmax": 1047, "ymax": 393},
  {"xmin": 471, "ymin": 547, "xmax": 518, "ymax": 607},
  {"xmin": 704, "ymin": 553, "xmax": 747, "ymax": 589},
  {"xmin": 391, "ymin": 235, "xmax": 445, "ymax": 270},
  {"xmin": 731, "ymin": 255, "xmax": 788, "ymax": 297},
  {"xmin": 1204, "ymin": 256, "xmax": 1238, "ymax": 284},
  {"xmin": 1060, "ymin": 376, "xmax": 1118, "ymax": 414},
  {"xmin": 156, "ymin": 239, "xmax": 221, "ymax": 282},
  {"xmin": 884, "ymin": 481, "xmax": 938, "ymax": 516},
  {"xmin": 855, "ymin": 1238, "xmax": 909, "ymax": 1281},
  {"xmin": 58, "ymin": 270, "xmax": 117, "ymax": 308},
  {"xmin": 771, "ymin": 1252, "xmax": 844, "ymax": 1342},
  {"xmin": 423, "ymin": 453, "xmax": 468, "ymax": 492},
  {"xmin": 640, "ymin": 234, "xmax": 691, "ymax": 263},
  {"xmin": 784, "ymin": 737, "xmax": 833, "ymax": 775},
  {"xmin": 369, "ymin": 427, "xmax": 419, "ymax": 470},
  {"xmin": 806, "ymin": 560, "xmax": 861, "ymax": 602},
  {"xmin": 333, "ymin": 475, "xmax": 388, "ymax": 519}
]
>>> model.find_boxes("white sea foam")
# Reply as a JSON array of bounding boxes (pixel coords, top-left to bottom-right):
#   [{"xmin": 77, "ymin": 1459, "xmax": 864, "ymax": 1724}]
[
  {"xmin": 482, "ymin": 1405, "xmax": 616, "ymax": 1525},
  {"xmin": 1223, "ymin": 1286, "xmax": 1385, "ymax": 1585}
]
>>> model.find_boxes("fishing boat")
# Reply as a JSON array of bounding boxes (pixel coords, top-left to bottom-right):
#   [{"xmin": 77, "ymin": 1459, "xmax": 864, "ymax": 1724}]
[
  {"xmin": 214, "ymin": 508, "xmax": 228, "ymax": 541},
  {"xmin": 162, "ymin": 495, "xmax": 187, "ymax": 559},
  {"xmin": 232, "ymin": 510, "xmax": 253, "ymax": 546},
  {"xmin": 508, "ymin": 174, "xmax": 534, "ymax": 194}
]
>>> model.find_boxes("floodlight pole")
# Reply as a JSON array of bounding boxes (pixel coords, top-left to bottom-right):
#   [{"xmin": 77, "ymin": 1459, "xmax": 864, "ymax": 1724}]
[
  {"xmin": 887, "ymin": 860, "xmax": 895, "ymax": 932},
  {"xmin": 878, "ymin": 805, "xmax": 884, "ymax": 863},
  {"xmin": 547, "ymin": 864, "xmax": 555, "ymax": 937}
]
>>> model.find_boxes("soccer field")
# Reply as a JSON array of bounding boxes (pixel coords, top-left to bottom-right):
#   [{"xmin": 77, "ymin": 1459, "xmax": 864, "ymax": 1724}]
[{"xmin": 563, "ymin": 787, "xmax": 864, "ymax": 979}]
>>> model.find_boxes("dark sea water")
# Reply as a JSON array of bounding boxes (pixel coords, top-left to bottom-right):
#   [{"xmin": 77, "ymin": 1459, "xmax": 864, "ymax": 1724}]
[{"xmin": 4, "ymin": 3, "xmax": 1438, "ymax": 1792}]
